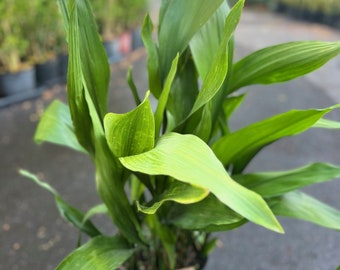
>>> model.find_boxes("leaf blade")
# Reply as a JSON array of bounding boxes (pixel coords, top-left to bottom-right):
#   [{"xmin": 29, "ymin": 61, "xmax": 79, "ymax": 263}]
[
  {"xmin": 120, "ymin": 133, "xmax": 283, "ymax": 233},
  {"xmin": 56, "ymin": 235, "xmax": 134, "ymax": 270},
  {"xmin": 34, "ymin": 100, "xmax": 86, "ymax": 153},
  {"xmin": 229, "ymin": 41, "xmax": 340, "ymax": 93}
]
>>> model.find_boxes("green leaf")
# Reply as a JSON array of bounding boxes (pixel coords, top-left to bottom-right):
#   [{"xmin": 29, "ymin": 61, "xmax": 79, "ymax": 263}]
[
  {"xmin": 223, "ymin": 94, "xmax": 246, "ymax": 120},
  {"xmin": 313, "ymin": 118, "xmax": 340, "ymax": 129},
  {"xmin": 19, "ymin": 170, "xmax": 101, "ymax": 238},
  {"xmin": 169, "ymin": 194, "xmax": 246, "ymax": 231},
  {"xmin": 146, "ymin": 215, "xmax": 177, "ymax": 269},
  {"xmin": 126, "ymin": 67, "xmax": 142, "ymax": 106},
  {"xmin": 212, "ymin": 107, "xmax": 337, "ymax": 173},
  {"xmin": 271, "ymin": 191, "xmax": 340, "ymax": 230},
  {"xmin": 58, "ymin": 0, "xmax": 110, "ymax": 154},
  {"xmin": 235, "ymin": 163, "xmax": 340, "ymax": 198},
  {"xmin": 141, "ymin": 14, "xmax": 162, "ymax": 98},
  {"xmin": 158, "ymin": 0, "xmax": 224, "ymax": 80},
  {"xmin": 166, "ymin": 49, "xmax": 199, "ymax": 127},
  {"xmin": 189, "ymin": 0, "xmax": 244, "ymax": 117},
  {"xmin": 82, "ymin": 204, "xmax": 108, "ymax": 225},
  {"xmin": 56, "ymin": 235, "xmax": 134, "ymax": 270},
  {"xmin": 154, "ymin": 54, "xmax": 179, "ymax": 138},
  {"xmin": 104, "ymin": 92, "xmax": 155, "ymax": 157},
  {"xmin": 58, "ymin": 0, "xmax": 144, "ymax": 244},
  {"xmin": 229, "ymin": 41, "xmax": 340, "ymax": 93},
  {"xmin": 120, "ymin": 133, "xmax": 283, "ymax": 233},
  {"xmin": 137, "ymin": 181, "xmax": 209, "ymax": 214},
  {"xmin": 190, "ymin": 1, "xmax": 230, "ymax": 80},
  {"xmin": 34, "ymin": 100, "xmax": 86, "ymax": 153}
]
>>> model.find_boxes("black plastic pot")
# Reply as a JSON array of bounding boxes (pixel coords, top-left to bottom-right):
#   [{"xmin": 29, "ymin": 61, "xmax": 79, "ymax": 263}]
[
  {"xmin": 58, "ymin": 53, "xmax": 68, "ymax": 84},
  {"xmin": 0, "ymin": 67, "xmax": 36, "ymax": 98},
  {"xmin": 35, "ymin": 57, "xmax": 59, "ymax": 87}
]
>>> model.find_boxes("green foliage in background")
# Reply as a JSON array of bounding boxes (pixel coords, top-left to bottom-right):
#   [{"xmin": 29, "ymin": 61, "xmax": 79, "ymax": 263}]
[{"xmin": 22, "ymin": 0, "xmax": 340, "ymax": 269}]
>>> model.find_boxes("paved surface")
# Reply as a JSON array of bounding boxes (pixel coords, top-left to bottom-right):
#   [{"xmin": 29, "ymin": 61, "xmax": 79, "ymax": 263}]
[{"xmin": 1, "ymin": 7, "xmax": 340, "ymax": 270}]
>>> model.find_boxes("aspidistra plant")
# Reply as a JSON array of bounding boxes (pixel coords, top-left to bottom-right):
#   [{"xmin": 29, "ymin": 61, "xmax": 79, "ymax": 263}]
[{"xmin": 21, "ymin": 0, "xmax": 340, "ymax": 269}]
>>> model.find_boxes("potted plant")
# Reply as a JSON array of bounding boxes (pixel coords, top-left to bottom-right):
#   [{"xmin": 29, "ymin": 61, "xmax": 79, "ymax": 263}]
[
  {"xmin": 22, "ymin": 0, "xmax": 340, "ymax": 269},
  {"xmin": 0, "ymin": 0, "xmax": 36, "ymax": 97},
  {"xmin": 114, "ymin": 0, "xmax": 148, "ymax": 51},
  {"xmin": 25, "ymin": 0, "xmax": 62, "ymax": 87},
  {"xmin": 92, "ymin": 0, "xmax": 122, "ymax": 62}
]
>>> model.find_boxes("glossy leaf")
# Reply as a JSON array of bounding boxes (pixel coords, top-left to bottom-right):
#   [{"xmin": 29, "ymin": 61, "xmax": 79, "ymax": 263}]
[
  {"xmin": 190, "ymin": 1, "xmax": 230, "ymax": 80},
  {"xmin": 229, "ymin": 41, "xmax": 340, "ymax": 93},
  {"xmin": 189, "ymin": 0, "xmax": 244, "ymax": 117},
  {"xmin": 137, "ymin": 181, "xmax": 209, "ymax": 214},
  {"xmin": 141, "ymin": 14, "xmax": 162, "ymax": 98},
  {"xmin": 34, "ymin": 100, "xmax": 86, "ymax": 153},
  {"xmin": 169, "ymin": 195, "xmax": 246, "ymax": 231},
  {"xmin": 271, "ymin": 191, "xmax": 340, "ymax": 230},
  {"xmin": 56, "ymin": 235, "xmax": 134, "ymax": 270},
  {"xmin": 235, "ymin": 163, "xmax": 340, "ymax": 197},
  {"xmin": 154, "ymin": 54, "xmax": 179, "ymax": 138},
  {"xmin": 19, "ymin": 170, "xmax": 101, "ymax": 237},
  {"xmin": 212, "ymin": 107, "xmax": 336, "ymax": 173},
  {"xmin": 127, "ymin": 67, "xmax": 142, "ymax": 106},
  {"xmin": 59, "ymin": 0, "xmax": 144, "ymax": 244},
  {"xmin": 104, "ymin": 92, "xmax": 155, "ymax": 157},
  {"xmin": 57, "ymin": 0, "xmax": 110, "ymax": 154},
  {"xmin": 223, "ymin": 94, "xmax": 246, "ymax": 120},
  {"xmin": 120, "ymin": 132, "xmax": 283, "ymax": 233},
  {"xmin": 166, "ymin": 49, "xmax": 199, "ymax": 128},
  {"xmin": 158, "ymin": 0, "xmax": 224, "ymax": 80}
]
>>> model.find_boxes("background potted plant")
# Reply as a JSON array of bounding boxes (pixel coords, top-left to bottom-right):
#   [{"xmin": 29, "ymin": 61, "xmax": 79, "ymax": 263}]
[
  {"xmin": 0, "ymin": 1, "xmax": 36, "ymax": 98},
  {"xmin": 114, "ymin": 0, "xmax": 148, "ymax": 52},
  {"xmin": 22, "ymin": 0, "xmax": 340, "ymax": 269},
  {"xmin": 25, "ymin": 0, "xmax": 63, "ymax": 87},
  {"xmin": 92, "ymin": 0, "xmax": 122, "ymax": 62}
]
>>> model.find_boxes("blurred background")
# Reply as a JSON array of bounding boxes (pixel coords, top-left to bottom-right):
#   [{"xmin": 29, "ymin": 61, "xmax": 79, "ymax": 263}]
[{"xmin": 1, "ymin": 0, "xmax": 340, "ymax": 269}]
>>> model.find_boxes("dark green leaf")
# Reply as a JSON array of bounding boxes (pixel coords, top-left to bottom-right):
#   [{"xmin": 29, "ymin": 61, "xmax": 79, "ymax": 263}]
[
  {"xmin": 154, "ymin": 54, "xmax": 179, "ymax": 138},
  {"xmin": 271, "ymin": 191, "xmax": 340, "ymax": 230},
  {"xmin": 126, "ymin": 67, "xmax": 142, "ymax": 106},
  {"xmin": 190, "ymin": 2, "xmax": 230, "ymax": 80},
  {"xmin": 169, "ymin": 194, "xmax": 246, "ymax": 232},
  {"xmin": 189, "ymin": 0, "xmax": 245, "ymax": 116},
  {"xmin": 229, "ymin": 41, "xmax": 340, "ymax": 93},
  {"xmin": 235, "ymin": 163, "xmax": 340, "ymax": 197},
  {"xmin": 34, "ymin": 100, "xmax": 86, "ymax": 153},
  {"xmin": 58, "ymin": 0, "xmax": 110, "ymax": 154},
  {"xmin": 56, "ymin": 235, "xmax": 134, "ymax": 270},
  {"xmin": 141, "ymin": 14, "xmax": 162, "ymax": 98},
  {"xmin": 158, "ymin": 0, "xmax": 224, "ymax": 80},
  {"xmin": 60, "ymin": 0, "xmax": 144, "ymax": 244},
  {"xmin": 212, "ymin": 107, "xmax": 336, "ymax": 173},
  {"xmin": 19, "ymin": 170, "xmax": 101, "ymax": 237}
]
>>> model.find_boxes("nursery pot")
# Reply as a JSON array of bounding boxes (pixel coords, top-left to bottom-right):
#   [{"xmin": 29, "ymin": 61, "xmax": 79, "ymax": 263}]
[
  {"xmin": 132, "ymin": 27, "xmax": 143, "ymax": 50},
  {"xmin": 0, "ymin": 67, "xmax": 36, "ymax": 98},
  {"xmin": 103, "ymin": 39, "xmax": 123, "ymax": 64},
  {"xmin": 58, "ymin": 53, "xmax": 68, "ymax": 83},
  {"xmin": 35, "ymin": 57, "xmax": 59, "ymax": 87}
]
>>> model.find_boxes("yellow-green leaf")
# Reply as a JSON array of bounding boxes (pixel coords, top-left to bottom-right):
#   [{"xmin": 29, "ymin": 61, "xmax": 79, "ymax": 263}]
[{"xmin": 120, "ymin": 133, "xmax": 283, "ymax": 233}]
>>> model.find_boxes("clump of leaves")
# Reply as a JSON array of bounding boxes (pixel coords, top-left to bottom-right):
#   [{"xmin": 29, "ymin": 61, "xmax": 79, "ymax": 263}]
[{"xmin": 22, "ymin": 0, "xmax": 340, "ymax": 269}]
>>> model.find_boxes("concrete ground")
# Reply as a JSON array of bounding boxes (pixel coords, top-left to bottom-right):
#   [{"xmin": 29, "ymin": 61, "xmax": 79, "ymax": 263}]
[{"xmin": 1, "ymin": 7, "xmax": 340, "ymax": 270}]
